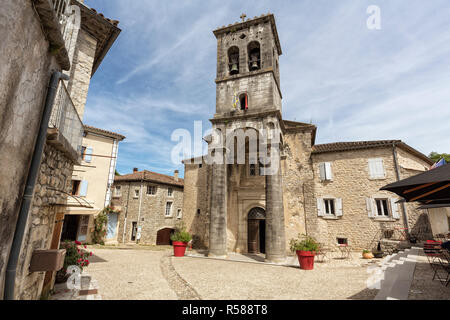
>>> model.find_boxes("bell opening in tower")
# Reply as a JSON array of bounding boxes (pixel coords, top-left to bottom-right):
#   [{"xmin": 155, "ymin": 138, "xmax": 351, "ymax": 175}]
[
  {"xmin": 228, "ymin": 46, "xmax": 240, "ymax": 75},
  {"xmin": 248, "ymin": 41, "xmax": 261, "ymax": 71}
]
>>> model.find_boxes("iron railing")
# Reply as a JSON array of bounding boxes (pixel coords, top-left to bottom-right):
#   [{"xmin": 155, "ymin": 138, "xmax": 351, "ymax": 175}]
[
  {"xmin": 52, "ymin": 0, "xmax": 80, "ymax": 58},
  {"xmin": 49, "ymin": 80, "xmax": 83, "ymax": 158},
  {"xmin": 52, "ymin": 0, "xmax": 71, "ymax": 26}
]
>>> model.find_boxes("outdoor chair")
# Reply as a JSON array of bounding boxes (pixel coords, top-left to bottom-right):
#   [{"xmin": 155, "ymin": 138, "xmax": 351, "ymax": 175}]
[
  {"xmin": 433, "ymin": 250, "xmax": 450, "ymax": 287},
  {"xmin": 337, "ymin": 243, "xmax": 352, "ymax": 259},
  {"xmin": 423, "ymin": 241, "xmax": 443, "ymax": 272},
  {"xmin": 315, "ymin": 243, "xmax": 329, "ymax": 262}
]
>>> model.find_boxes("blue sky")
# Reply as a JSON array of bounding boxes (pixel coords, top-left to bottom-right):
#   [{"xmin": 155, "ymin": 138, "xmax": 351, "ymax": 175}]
[{"xmin": 83, "ymin": 0, "xmax": 450, "ymax": 178}]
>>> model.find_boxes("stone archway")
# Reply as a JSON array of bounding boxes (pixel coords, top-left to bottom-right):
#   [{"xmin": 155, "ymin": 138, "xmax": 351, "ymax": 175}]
[{"xmin": 247, "ymin": 207, "xmax": 266, "ymax": 254}]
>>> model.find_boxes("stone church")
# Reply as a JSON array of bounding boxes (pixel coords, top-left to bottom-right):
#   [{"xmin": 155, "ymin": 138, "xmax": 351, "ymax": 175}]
[{"xmin": 182, "ymin": 13, "xmax": 433, "ymax": 263}]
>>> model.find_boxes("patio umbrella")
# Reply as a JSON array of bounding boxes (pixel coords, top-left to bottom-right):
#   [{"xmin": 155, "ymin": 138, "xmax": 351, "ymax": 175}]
[{"xmin": 380, "ymin": 163, "xmax": 450, "ymax": 205}]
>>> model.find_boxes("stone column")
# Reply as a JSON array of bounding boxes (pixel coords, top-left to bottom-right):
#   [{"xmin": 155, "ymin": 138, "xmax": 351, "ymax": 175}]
[
  {"xmin": 208, "ymin": 148, "xmax": 228, "ymax": 257},
  {"xmin": 264, "ymin": 144, "xmax": 286, "ymax": 263}
]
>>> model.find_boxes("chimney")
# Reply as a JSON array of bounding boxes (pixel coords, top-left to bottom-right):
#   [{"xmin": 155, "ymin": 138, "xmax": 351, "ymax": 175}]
[
  {"xmin": 133, "ymin": 168, "xmax": 138, "ymax": 173},
  {"xmin": 174, "ymin": 170, "xmax": 179, "ymax": 181}
]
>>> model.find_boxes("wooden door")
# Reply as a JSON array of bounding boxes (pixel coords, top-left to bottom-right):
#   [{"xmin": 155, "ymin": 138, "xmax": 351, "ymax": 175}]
[{"xmin": 248, "ymin": 219, "xmax": 259, "ymax": 254}]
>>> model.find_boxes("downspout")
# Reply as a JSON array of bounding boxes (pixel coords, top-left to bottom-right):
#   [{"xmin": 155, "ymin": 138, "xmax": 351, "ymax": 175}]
[
  {"xmin": 136, "ymin": 175, "xmax": 144, "ymax": 243},
  {"xmin": 4, "ymin": 71, "xmax": 70, "ymax": 300},
  {"xmin": 392, "ymin": 142, "xmax": 410, "ymax": 236},
  {"xmin": 122, "ymin": 181, "xmax": 131, "ymax": 243}
]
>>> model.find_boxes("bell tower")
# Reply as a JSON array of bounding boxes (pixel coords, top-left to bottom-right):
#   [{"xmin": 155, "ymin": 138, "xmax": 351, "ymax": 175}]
[
  {"xmin": 207, "ymin": 13, "xmax": 286, "ymax": 263},
  {"xmin": 213, "ymin": 13, "xmax": 282, "ymax": 115}
]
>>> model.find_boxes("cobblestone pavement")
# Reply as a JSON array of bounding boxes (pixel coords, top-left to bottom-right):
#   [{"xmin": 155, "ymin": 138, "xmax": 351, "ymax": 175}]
[{"xmin": 408, "ymin": 250, "xmax": 450, "ymax": 300}]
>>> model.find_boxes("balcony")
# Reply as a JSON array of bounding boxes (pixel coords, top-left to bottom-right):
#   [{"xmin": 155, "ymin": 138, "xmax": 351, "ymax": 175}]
[{"xmin": 48, "ymin": 80, "xmax": 83, "ymax": 163}]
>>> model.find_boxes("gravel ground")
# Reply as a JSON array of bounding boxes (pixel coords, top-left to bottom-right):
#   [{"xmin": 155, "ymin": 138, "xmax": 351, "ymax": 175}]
[
  {"xmin": 408, "ymin": 250, "xmax": 450, "ymax": 300},
  {"xmin": 172, "ymin": 254, "xmax": 379, "ymax": 300},
  {"xmin": 84, "ymin": 248, "xmax": 177, "ymax": 300}
]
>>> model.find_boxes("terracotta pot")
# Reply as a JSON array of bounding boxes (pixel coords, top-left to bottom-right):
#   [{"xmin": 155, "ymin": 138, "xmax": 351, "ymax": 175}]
[
  {"xmin": 362, "ymin": 252, "xmax": 374, "ymax": 259},
  {"xmin": 173, "ymin": 241, "xmax": 188, "ymax": 257},
  {"xmin": 296, "ymin": 250, "xmax": 316, "ymax": 270}
]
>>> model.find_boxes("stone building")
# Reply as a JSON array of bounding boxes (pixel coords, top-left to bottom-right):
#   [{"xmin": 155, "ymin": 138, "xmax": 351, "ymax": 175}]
[
  {"xmin": 111, "ymin": 169, "xmax": 184, "ymax": 245},
  {"xmin": 0, "ymin": 0, "xmax": 120, "ymax": 299},
  {"xmin": 61, "ymin": 125, "xmax": 125, "ymax": 244},
  {"xmin": 181, "ymin": 13, "xmax": 434, "ymax": 263}
]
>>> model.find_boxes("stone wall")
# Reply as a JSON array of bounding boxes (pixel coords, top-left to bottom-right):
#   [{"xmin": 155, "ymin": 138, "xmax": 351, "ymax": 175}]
[
  {"xmin": 182, "ymin": 162, "xmax": 211, "ymax": 248},
  {"xmin": 0, "ymin": 0, "xmax": 61, "ymax": 298},
  {"xmin": 67, "ymin": 28, "xmax": 97, "ymax": 120},
  {"xmin": 308, "ymin": 146, "xmax": 431, "ymax": 251},
  {"xmin": 15, "ymin": 143, "xmax": 74, "ymax": 300},
  {"xmin": 114, "ymin": 182, "xmax": 184, "ymax": 245}
]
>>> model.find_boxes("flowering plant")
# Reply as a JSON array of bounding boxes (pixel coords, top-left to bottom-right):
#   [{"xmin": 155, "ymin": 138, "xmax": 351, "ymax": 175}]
[{"xmin": 56, "ymin": 240, "xmax": 92, "ymax": 281}]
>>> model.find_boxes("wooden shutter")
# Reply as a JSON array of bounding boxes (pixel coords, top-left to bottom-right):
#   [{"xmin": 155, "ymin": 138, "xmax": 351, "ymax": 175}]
[
  {"xmin": 85, "ymin": 147, "xmax": 93, "ymax": 163},
  {"xmin": 319, "ymin": 163, "xmax": 326, "ymax": 181},
  {"xmin": 79, "ymin": 180, "xmax": 88, "ymax": 197},
  {"xmin": 390, "ymin": 198, "xmax": 400, "ymax": 219},
  {"xmin": 366, "ymin": 197, "xmax": 375, "ymax": 218},
  {"xmin": 325, "ymin": 162, "xmax": 333, "ymax": 180},
  {"xmin": 317, "ymin": 198, "xmax": 324, "ymax": 216},
  {"xmin": 336, "ymin": 198, "xmax": 343, "ymax": 217},
  {"xmin": 369, "ymin": 158, "xmax": 384, "ymax": 178}
]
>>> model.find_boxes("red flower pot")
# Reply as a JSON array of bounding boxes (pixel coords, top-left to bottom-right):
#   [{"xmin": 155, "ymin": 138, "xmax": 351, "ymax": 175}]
[
  {"xmin": 173, "ymin": 241, "xmax": 188, "ymax": 257},
  {"xmin": 296, "ymin": 250, "xmax": 315, "ymax": 270}
]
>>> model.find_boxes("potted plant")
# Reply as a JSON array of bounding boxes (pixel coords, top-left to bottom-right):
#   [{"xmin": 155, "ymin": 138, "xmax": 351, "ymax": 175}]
[
  {"xmin": 362, "ymin": 249, "xmax": 374, "ymax": 259},
  {"xmin": 170, "ymin": 228, "xmax": 192, "ymax": 257},
  {"xmin": 289, "ymin": 234, "xmax": 319, "ymax": 270},
  {"xmin": 55, "ymin": 240, "xmax": 92, "ymax": 283}
]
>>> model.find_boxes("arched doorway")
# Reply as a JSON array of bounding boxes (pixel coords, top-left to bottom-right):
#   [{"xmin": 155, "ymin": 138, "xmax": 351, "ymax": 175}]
[
  {"xmin": 248, "ymin": 207, "xmax": 266, "ymax": 254},
  {"xmin": 156, "ymin": 228, "xmax": 175, "ymax": 245}
]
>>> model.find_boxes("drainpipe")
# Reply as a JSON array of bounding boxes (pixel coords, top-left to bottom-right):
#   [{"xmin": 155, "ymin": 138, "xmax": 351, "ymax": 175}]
[
  {"xmin": 122, "ymin": 182, "xmax": 131, "ymax": 243},
  {"xmin": 392, "ymin": 142, "xmax": 410, "ymax": 236},
  {"xmin": 136, "ymin": 175, "xmax": 144, "ymax": 243},
  {"xmin": 4, "ymin": 71, "xmax": 70, "ymax": 300}
]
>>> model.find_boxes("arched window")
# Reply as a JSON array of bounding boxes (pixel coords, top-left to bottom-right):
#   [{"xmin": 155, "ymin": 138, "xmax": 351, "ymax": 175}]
[
  {"xmin": 239, "ymin": 93, "xmax": 248, "ymax": 110},
  {"xmin": 228, "ymin": 46, "xmax": 240, "ymax": 75},
  {"xmin": 248, "ymin": 41, "xmax": 261, "ymax": 71}
]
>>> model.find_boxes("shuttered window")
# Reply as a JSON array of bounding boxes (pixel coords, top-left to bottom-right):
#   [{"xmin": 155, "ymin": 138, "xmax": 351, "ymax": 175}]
[
  {"xmin": 317, "ymin": 198, "xmax": 343, "ymax": 217},
  {"xmin": 79, "ymin": 180, "xmax": 88, "ymax": 197},
  {"xmin": 368, "ymin": 158, "xmax": 385, "ymax": 179},
  {"xmin": 319, "ymin": 162, "xmax": 333, "ymax": 181},
  {"xmin": 84, "ymin": 147, "xmax": 93, "ymax": 163}
]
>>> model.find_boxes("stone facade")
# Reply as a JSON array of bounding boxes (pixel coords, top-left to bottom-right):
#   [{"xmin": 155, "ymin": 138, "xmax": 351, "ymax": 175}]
[
  {"xmin": 112, "ymin": 171, "xmax": 184, "ymax": 245},
  {"xmin": 0, "ymin": 0, "xmax": 120, "ymax": 299},
  {"xmin": 181, "ymin": 14, "xmax": 434, "ymax": 260}
]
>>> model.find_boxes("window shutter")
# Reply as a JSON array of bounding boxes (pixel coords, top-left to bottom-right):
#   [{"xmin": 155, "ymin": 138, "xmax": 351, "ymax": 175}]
[
  {"xmin": 336, "ymin": 198, "xmax": 343, "ymax": 216},
  {"xmin": 376, "ymin": 159, "xmax": 385, "ymax": 178},
  {"xmin": 317, "ymin": 198, "xmax": 324, "ymax": 216},
  {"xmin": 369, "ymin": 158, "xmax": 384, "ymax": 178},
  {"xmin": 366, "ymin": 197, "xmax": 375, "ymax": 218},
  {"xmin": 85, "ymin": 147, "xmax": 93, "ymax": 163},
  {"xmin": 325, "ymin": 162, "xmax": 333, "ymax": 180},
  {"xmin": 79, "ymin": 180, "xmax": 88, "ymax": 197},
  {"xmin": 390, "ymin": 198, "xmax": 400, "ymax": 219},
  {"xmin": 319, "ymin": 163, "xmax": 326, "ymax": 181}
]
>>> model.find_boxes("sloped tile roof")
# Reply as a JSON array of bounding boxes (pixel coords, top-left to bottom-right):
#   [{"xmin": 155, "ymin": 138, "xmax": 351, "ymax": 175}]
[
  {"xmin": 84, "ymin": 125, "xmax": 125, "ymax": 140},
  {"xmin": 114, "ymin": 170, "xmax": 184, "ymax": 187}
]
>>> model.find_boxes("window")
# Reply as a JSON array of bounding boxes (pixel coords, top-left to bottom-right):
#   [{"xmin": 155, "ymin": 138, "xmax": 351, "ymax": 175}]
[
  {"xmin": 177, "ymin": 209, "xmax": 182, "ymax": 219},
  {"xmin": 239, "ymin": 93, "xmax": 248, "ymax": 110},
  {"xmin": 319, "ymin": 162, "xmax": 333, "ymax": 181},
  {"xmin": 71, "ymin": 180, "xmax": 81, "ymax": 195},
  {"xmin": 324, "ymin": 199, "xmax": 335, "ymax": 215},
  {"xmin": 199, "ymin": 164, "xmax": 202, "ymax": 168},
  {"xmin": 197, "ymin": 209, "xmax": 201, "ymax": 215},
  {"xmin": 81, "ymin": 147, "xmax": 93, "ymax": 163},
  {"xmin": 165, "ymin": 202, "xmax": 173, "ymax": 217},
  {"xmin": 114, "ymin": 186, "xmax": 121, "ymax": 197},
  {"xmin": 147, "ymin": 185, "xmax": 156, "ymax": 195},
  {"xmin": 81, "ymin": 146, "xmax": 86, "ymax": 160},
  {"xmin": 368, "ymin": 158, "xmax": 385, "ymax": 179},
  {"xmin": 375, "ymin": 199, "xmax": 390, "ymax": 217},
  {"xmin": 168, "ymin": 188, "xmax": 173, "ymax": 197},
  {"xmin": 134, "ymin": 189, "xmax": 139, "ymax": 198},
  {"xmin": 249, "ymin": 164, "xmax": 257, "ymax": 176}
]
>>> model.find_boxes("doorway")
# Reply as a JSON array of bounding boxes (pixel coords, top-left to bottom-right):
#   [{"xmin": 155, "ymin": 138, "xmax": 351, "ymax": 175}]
[
  {"xmin": 247, "ymin": 207, "xmax": 266, "ymax": 254},
  {"xmin": 61, "ymin": 215, "xmax": 79, "ymax": 241},
  {"xmin": 156, "ymin": 228, "xmax": 175, "ymax": 245}
]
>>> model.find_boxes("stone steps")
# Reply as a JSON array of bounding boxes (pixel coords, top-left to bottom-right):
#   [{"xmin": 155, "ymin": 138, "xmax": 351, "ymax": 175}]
[{"xmin": 374, "ymin": 247, "xmax": 420, "ymax": 300}]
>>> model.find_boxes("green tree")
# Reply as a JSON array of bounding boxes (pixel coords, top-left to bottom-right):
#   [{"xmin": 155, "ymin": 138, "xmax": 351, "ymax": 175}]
[
  {"xmin": 115, "ymin": 169, "xmax": 121, "ymax": 176},
  {"xmin": 429, "ymin": 152, "xmax": 450, "ymax": 163}
]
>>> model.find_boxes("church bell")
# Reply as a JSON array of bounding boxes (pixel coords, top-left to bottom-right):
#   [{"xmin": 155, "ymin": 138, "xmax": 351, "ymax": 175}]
[{"xmin": 230, "ymin": 63, "xmax": 239, "ymax": 74}]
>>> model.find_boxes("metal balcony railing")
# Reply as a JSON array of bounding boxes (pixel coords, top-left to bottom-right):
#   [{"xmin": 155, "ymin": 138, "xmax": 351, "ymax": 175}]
[
  {"xmin": 52, "ymin": 0, "xmax": 71, "ymax": 27},
  {"xmin": 49, "ymin": 80, "xmax": 83, "ymax": 158},
  {"xmin": 52, "ymin": 0, "xmax": 80, "ymax": 58}
]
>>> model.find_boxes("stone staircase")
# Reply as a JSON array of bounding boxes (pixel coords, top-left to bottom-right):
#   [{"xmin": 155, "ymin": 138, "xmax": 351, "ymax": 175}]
[
  {"xmin": 373, "ymin": 247, "xmax": 420, "ymax": 300},
  {"xmin": 50, "ymin": 273, "xmax": 102, "ymax": 300}
]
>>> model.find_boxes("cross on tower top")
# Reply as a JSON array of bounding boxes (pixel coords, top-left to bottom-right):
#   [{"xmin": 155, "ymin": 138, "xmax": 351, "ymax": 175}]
[{"xmin": 240, "ymin": 13, "xmax": 247, "ymax": 22}]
